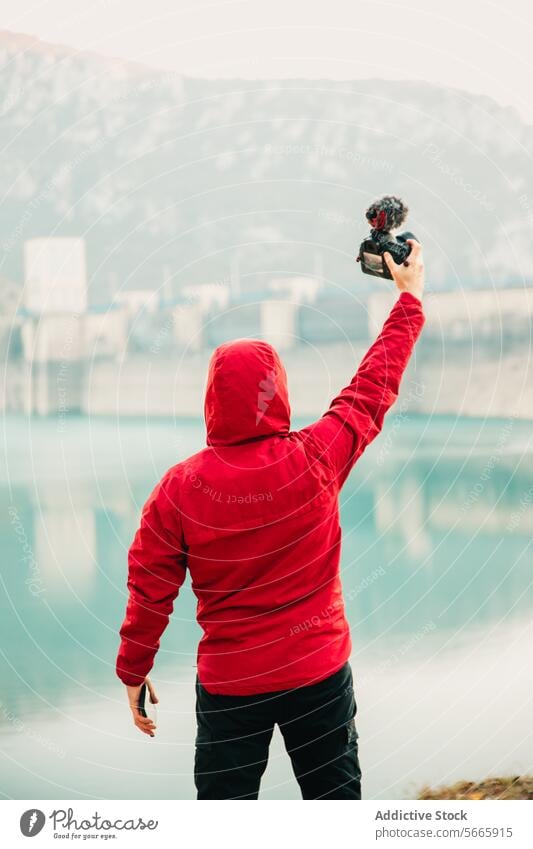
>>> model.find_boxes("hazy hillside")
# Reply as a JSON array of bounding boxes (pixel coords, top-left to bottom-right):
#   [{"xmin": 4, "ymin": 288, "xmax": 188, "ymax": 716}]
[{"xmin": 1, "ymin": 30, "xmax": 532, "ymax": 301}]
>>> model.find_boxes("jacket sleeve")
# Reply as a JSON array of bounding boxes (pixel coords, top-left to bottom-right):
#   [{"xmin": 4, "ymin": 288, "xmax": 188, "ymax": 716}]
[
  {"xmin": 116, "ymin": 471, "xmax": 187, "ymax": 686},
  {"xmin": 299, "ymin": 291, "xmax": 425, "ymax": 487}
]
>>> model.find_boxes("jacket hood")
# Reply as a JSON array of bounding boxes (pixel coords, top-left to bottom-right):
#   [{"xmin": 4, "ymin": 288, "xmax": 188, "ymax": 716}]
[{"xmin": 204, "ymin": 339, "xmax": 291, "ymax": 446}]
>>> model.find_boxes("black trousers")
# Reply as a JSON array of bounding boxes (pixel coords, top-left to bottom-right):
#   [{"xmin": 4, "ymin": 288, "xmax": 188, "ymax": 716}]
[{"xmin": 194, "ymin": 662, "xmax": 361, "ymax": 800}]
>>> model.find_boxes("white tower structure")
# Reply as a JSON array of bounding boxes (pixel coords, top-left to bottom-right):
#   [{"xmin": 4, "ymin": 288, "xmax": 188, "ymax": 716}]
[{"xmin": 24, "ymin": 237, "xmax": 87, "ymax": 314}]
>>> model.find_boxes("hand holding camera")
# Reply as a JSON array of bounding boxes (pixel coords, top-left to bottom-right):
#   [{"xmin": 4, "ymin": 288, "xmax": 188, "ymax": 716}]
[
  {"xmin": 384, "ymin": 239, "xmax": 425, "ymax": 303},
  {"xmin": 357, "ymin": 194, "xmax": 424, "ymax": 301}
]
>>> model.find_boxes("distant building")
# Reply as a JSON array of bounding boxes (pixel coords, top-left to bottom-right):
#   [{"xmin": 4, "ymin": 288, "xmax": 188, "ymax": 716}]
[
  {"xmin": 169, "ymin": 283, "xmax": 232, "ymax": 351},
  {"xmin": 20, "ymin": 305, "xmax": 128, "ymax": 364},
  {"xmin": 172, "ymin": 300, "xmax": 205, "ymax": 353},
  {"xmin": 84, "ymin": 305, "xmax": 128, "ymax": 360},
  {"xmin": 24, "ymin": 237, "xmax": 87, "ymax": 314},
  {"xmin": 269, "ymin": 276, "xmax": 320, "ymax": 304},
  {"xmin": 21, "ymin": 312, "xmax": 84, "ymax": 363},
  {"xmin": 0, "ymin": 276, "xmax": 22, "ymax": 358},
  {"xmin": 260, "ymin": 300, "xmax": 298, "ymax": 351},
  {"xmin": 16, "ymin": 237, "xmax": 130, "ymax": 414},
  {"xmin": 206, "ymin": 299, "xmax": 261, "ymax": 349},
  {"xmin": 181, "ymin": 282, "xmax": 231, "ymax": 312},
  {"xmin": 298, "ymin": 293, "xmax": 370, "ymax": 345},
  {"xmin": 114, "ymin": 289, "xmax": 159, "ymax": 315}
]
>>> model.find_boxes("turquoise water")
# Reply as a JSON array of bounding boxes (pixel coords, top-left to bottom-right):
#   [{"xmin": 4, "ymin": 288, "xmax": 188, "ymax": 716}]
[{"xmin": 1, "ymin": 414, "xmax": 532, "ymax": 800}]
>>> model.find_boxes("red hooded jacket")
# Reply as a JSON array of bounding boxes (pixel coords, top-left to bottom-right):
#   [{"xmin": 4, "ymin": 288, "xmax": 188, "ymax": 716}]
[{"xmin": 116, "ymin": 292, "xmax": 424, "ymax": 694}]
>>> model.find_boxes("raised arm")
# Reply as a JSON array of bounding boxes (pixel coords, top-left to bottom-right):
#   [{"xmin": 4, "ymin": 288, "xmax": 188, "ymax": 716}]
[
  {"xmin": 299, "ymin": 241, "xmax": 425, "ymax": 486},
  {"xmin": 116, "ymin": 470, "xmax": 186, "ymax": 730}
]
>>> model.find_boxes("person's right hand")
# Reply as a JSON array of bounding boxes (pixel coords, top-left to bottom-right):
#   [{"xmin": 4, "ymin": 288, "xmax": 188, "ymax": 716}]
[
  {"xmin": 383, "ymin": 239, "xmax": 425, "ymax": 302},
  {"xmin": 126, "ymin": 677, "xmax": 158, "ymax": 737}
]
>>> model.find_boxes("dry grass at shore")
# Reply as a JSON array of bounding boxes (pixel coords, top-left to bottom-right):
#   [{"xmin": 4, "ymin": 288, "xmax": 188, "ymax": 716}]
[{"xmin": 418, "ymin": 776, "xmax": 533, "ymax": 800}]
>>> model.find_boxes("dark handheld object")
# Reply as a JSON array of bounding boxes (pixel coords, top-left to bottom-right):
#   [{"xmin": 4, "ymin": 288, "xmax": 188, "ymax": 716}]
[
  {"xmin": 357, "ymin": 195, "xmax": 418, "ymax": 279},
  {"xmin": 138, "ymin": 683, "xmax": 148, "ymax": 718}
]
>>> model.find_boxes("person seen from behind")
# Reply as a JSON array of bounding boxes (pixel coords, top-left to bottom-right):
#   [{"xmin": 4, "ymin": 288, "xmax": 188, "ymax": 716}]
[{"xmin": 116, "ymin": 241, "xmax": 426, "ymax": 799}]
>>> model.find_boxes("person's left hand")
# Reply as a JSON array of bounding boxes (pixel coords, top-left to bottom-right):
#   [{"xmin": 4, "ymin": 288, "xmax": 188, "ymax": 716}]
[{"xmin": 126, "ymin": 676, "xmax": 159, "ymax": 737}]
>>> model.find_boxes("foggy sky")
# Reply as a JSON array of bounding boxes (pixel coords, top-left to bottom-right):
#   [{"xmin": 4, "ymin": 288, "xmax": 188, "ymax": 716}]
[{"xmin": 3, "ymin": 0, "xmax": 532, "ymax": 125}]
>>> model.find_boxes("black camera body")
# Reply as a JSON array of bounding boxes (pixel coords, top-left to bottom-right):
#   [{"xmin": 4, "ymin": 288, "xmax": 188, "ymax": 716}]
[{"xmin": 357, "ymin": 195, "xmax": 418, "ymax": 280}]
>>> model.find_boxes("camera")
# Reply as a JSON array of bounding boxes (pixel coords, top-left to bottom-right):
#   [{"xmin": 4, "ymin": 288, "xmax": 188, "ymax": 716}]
[{"xmin": 357, "ymin": 195, "xmax": 418, "ymax": 279}]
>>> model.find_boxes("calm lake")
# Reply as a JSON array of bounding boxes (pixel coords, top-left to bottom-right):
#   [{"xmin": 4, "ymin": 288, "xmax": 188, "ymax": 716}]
[{"xmin": 1, "ymin": 413, "xmax": 532, "ymax": 800}]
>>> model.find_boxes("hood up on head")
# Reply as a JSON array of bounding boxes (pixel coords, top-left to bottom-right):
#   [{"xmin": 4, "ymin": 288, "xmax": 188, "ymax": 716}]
[{"xmin": 204, "ymin": 339, "xmax": 291, "ymax": 447}]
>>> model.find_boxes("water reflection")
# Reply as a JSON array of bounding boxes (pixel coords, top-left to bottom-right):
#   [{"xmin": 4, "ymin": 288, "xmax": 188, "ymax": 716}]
[{"xmin": 1, "ymin": 414, "xmax": 532, "ymax": 799}]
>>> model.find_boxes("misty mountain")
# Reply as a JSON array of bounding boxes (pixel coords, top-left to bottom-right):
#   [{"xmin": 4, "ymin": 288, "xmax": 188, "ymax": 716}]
[{"xmin": 1, "ymin": 29, "xmax": 532, "ymax": 302}]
